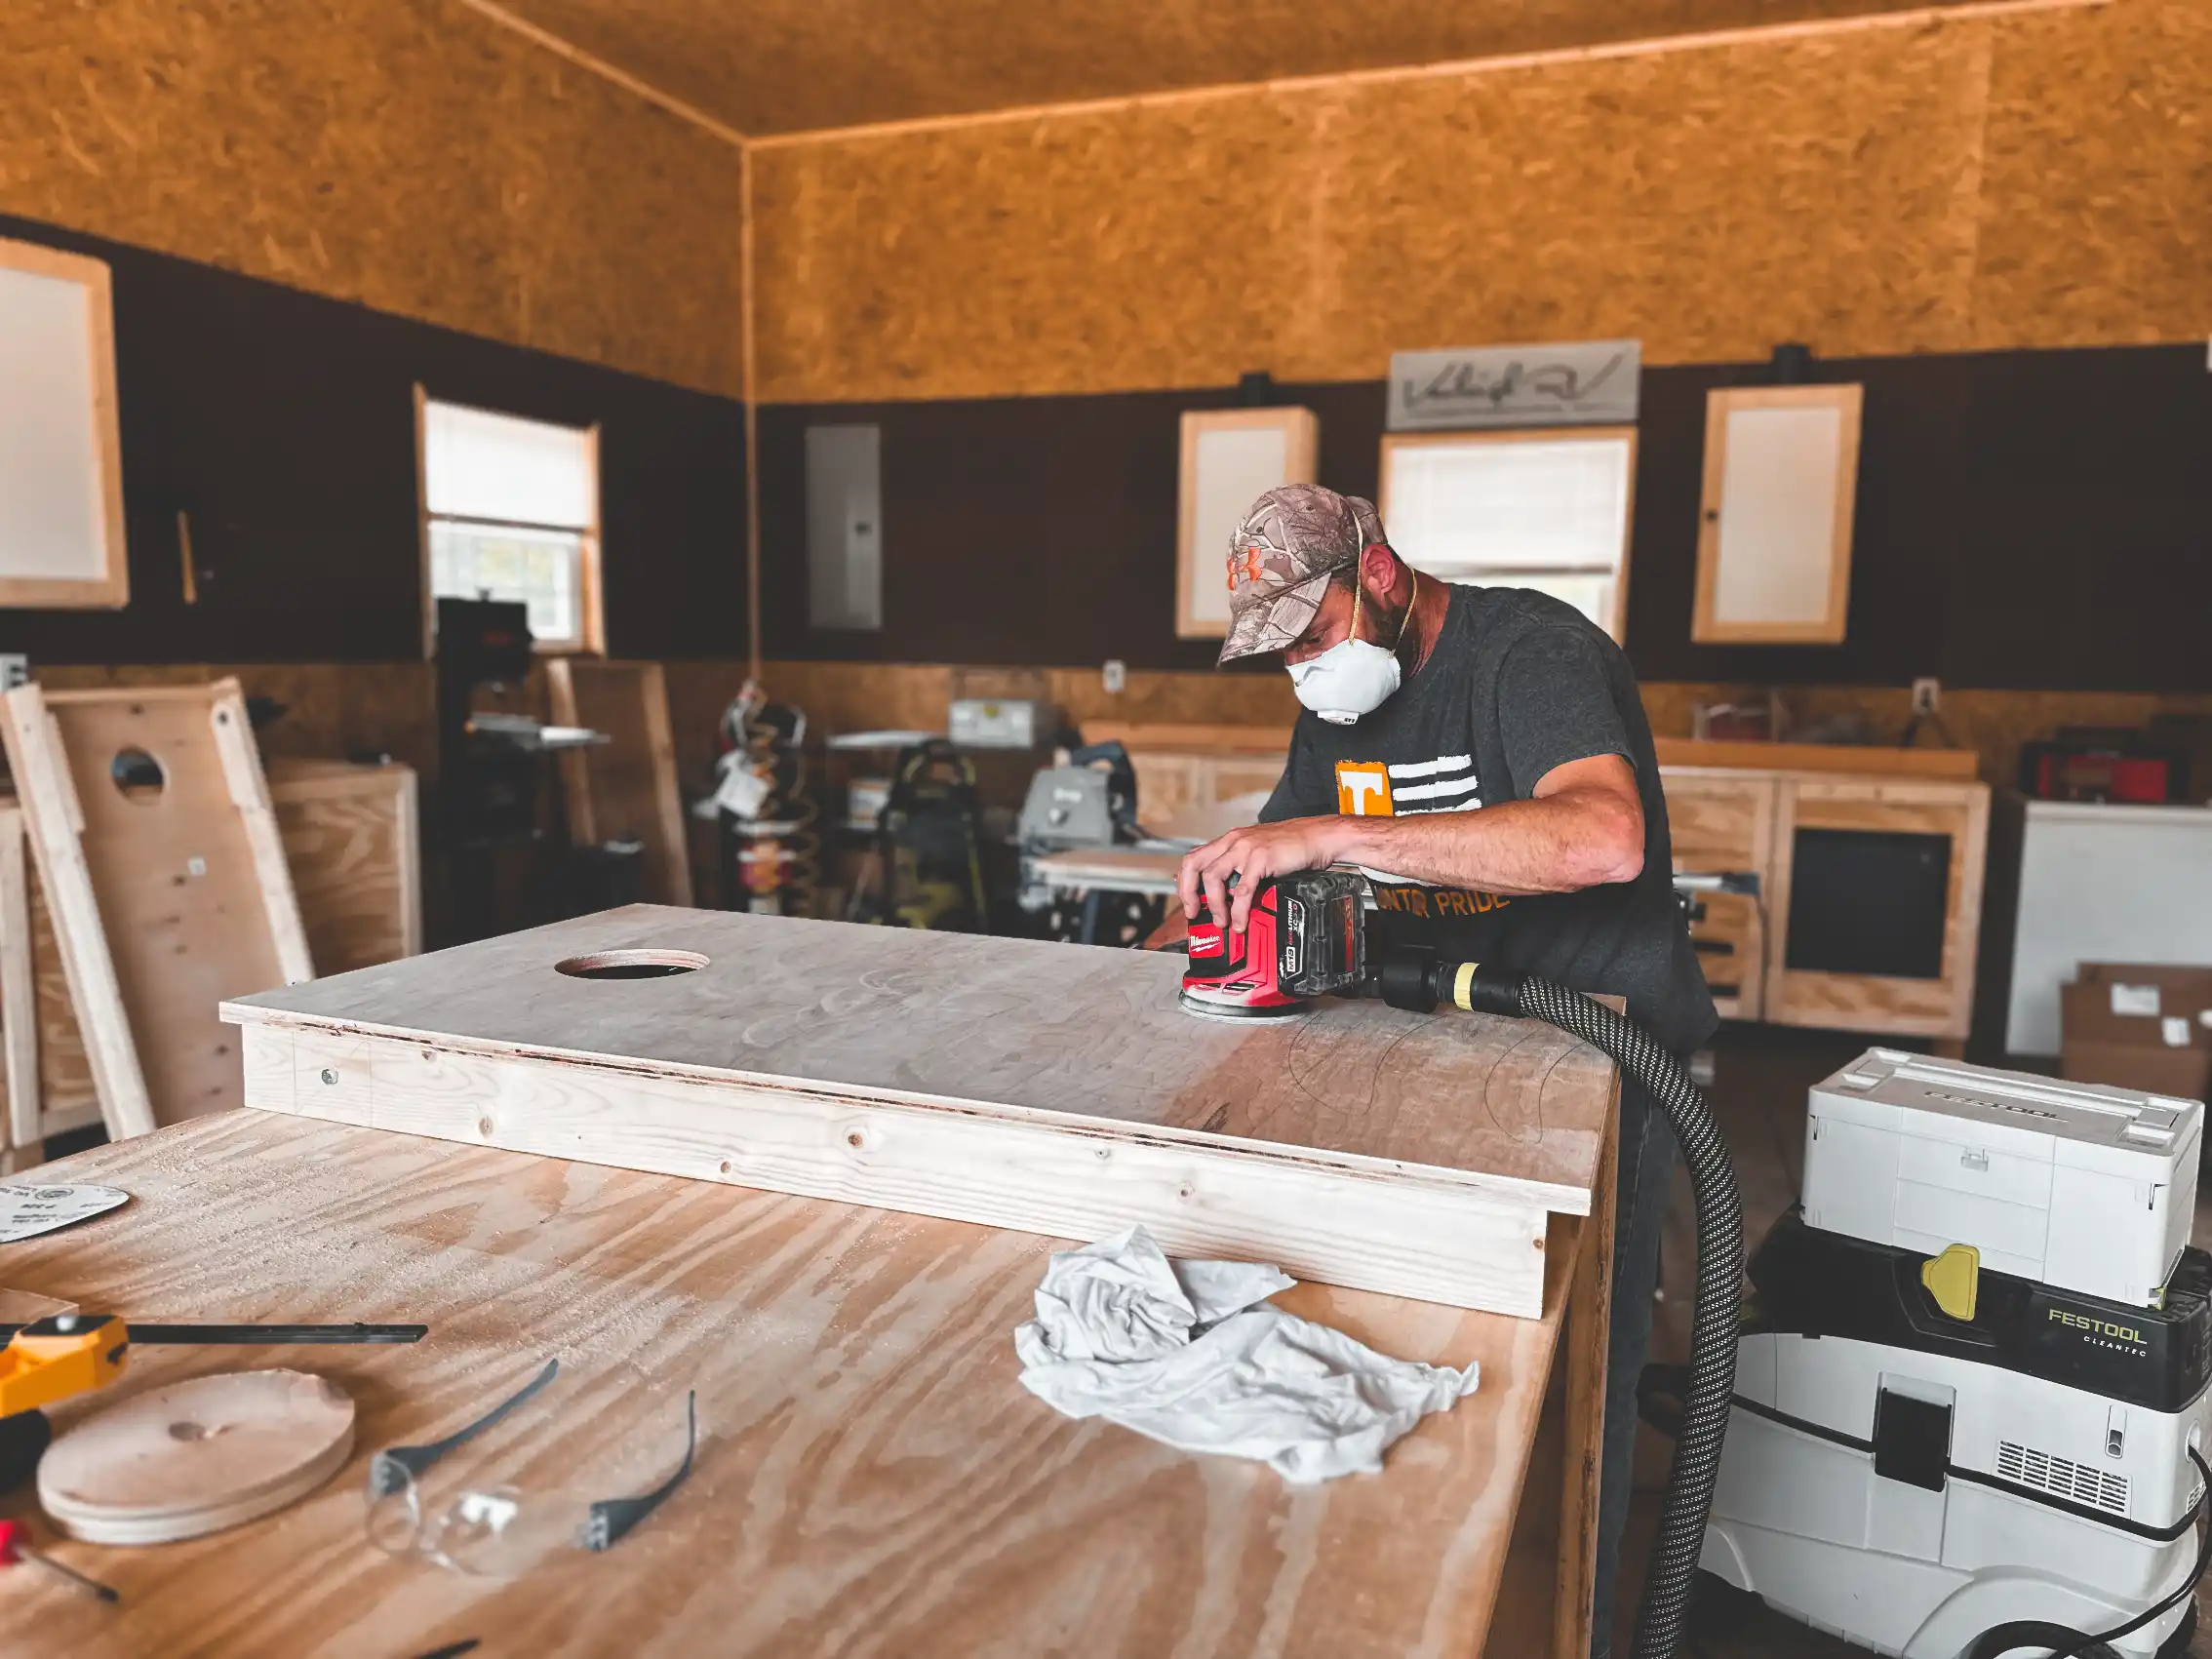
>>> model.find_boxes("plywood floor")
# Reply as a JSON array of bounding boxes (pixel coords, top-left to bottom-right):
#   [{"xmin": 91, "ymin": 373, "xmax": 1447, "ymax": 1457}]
[{"xmin": 1612, "ymin": 1023, "xmax": 2212, "ymax": 1651}]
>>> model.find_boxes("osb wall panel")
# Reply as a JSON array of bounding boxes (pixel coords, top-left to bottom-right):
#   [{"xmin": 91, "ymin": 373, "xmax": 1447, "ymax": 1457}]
[
  {"xmin": 498, "ymin": 0, "xmax": 1967, "ymax": 137},
  {"xmin": 1973, "ymin": 0, "xmax": 2212, "ymax": 348},
  {"xmin": 752, "ymin": 3, "xmax": 2207, "ymax": 402},
  {"xmin": 0, "ymin": 0, "xmax": 745, "ymax": 396}
]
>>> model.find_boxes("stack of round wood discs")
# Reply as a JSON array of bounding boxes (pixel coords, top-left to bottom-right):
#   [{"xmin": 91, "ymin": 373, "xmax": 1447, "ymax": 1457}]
[{"xmin": 39, "ymin": 1370, "xmax": 356, "ymax": 1545}]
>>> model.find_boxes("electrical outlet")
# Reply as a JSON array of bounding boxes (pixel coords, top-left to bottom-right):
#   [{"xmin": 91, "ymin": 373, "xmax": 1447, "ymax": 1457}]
[
  {"xmin": 1912, "ymin": 678, "xmax": 1941, "ymax": 716},
  {"xmin": 1102, "ymin": 659, "xmax": 1126, "ymax": 694}
]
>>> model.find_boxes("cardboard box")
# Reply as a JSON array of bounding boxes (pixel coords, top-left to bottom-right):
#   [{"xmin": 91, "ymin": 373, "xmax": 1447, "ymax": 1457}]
[{"xmin": 2061, "ymin": 963, "xmax": 2212, "ymax": 1100}]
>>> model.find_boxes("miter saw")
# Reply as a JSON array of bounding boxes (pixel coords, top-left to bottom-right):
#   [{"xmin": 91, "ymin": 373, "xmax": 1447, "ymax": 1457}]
[{"xmin": 1017, "ymin": 741, "xmax": 1178, "ymax": 945}]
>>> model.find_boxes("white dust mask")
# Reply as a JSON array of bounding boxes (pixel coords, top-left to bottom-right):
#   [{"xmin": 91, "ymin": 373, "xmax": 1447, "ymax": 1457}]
[{"xmin": 1285, "ymin": 572, "xmax": 1415, "ymax": 726}]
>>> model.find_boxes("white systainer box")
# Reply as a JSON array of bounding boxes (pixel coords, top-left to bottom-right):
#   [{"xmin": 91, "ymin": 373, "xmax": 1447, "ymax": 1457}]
[{"xmin": 1801, "ymin": 1049, "xmax": 2202, "ymax": 1308}]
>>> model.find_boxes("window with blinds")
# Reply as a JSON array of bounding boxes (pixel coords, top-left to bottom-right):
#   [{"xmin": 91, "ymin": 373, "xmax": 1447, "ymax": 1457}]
[
  {"xmin": 418, "ymin": 392, "xmax": 601, "ymax": 652},
  {"xmin": 1376, "ymin": 428, "xmax": 1638, "ymax": 642}
]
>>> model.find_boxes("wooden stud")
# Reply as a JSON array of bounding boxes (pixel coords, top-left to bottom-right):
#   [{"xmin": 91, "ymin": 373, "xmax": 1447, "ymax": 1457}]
[
  {"xmin": 414, "ymin": 383, "xmax": 435, "ymax": 662},
  {"xmin": 208, "ymin": 687, "xmax": 316, "ymax": 990},
  {"xmin": 1692, "ymin": 384, "xmax": 1864, "ymax": 646},
  {"xmin": 0, "ymin": 806, "xmax": 40, "ymax": 1159}
]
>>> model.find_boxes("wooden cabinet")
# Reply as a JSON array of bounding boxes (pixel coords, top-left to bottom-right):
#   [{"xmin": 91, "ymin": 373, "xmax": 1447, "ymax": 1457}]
[
  {"xmin": 1658, "ymin": 765, "xmax": 1989, "ymax": 1040},
  {"xmin": 1660, "ymin": 770, "xmax": 1775, "ymax": 1022}
]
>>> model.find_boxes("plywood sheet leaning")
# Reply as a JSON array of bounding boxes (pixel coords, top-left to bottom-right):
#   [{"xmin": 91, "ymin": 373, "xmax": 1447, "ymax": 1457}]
[
  {"xmin": 266, "ymin": 761, "xmax": 422, "ymax": 974},
  {"xmin": 1, "ymin": 680, "xmax": 313, "ymax": 1139},
  {"xmin": 546, "ymin": 660, "xmax": 694, "ymax": 906},
  {"xmin": 222, "ymin": 906, "xmax": 1618, "ymax": 1317}
]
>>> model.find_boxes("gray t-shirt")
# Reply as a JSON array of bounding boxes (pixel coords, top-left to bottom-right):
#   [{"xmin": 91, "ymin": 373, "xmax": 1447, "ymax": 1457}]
[{"xmin": 1261, "ymin": 584, "xmax": 1718, "ymax": 1054}]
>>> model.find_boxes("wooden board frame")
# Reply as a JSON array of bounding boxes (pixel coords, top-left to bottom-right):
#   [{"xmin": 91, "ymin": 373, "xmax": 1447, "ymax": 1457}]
[
  {"xmin": 1692, "ymin": 383, "xmax": 1864, "ymax": 645},
  {"xmin": 0, "ymin": 237, "xmax": 129, "ymax": 610},
  {"xmin": 1175, "ymin": 406, "xmax": 1319, "ymax": 639},
  {"xmin": 0, "ymin": 805, "xmax": 40, "ymax": 1168},
  {"xmin": 415, "ymin": 383, "xmax": 606, "ymax": 658},
  {"xmin": 545, "ymin": 659, "xmax": 694, "ymax": 905},
  {"xmin": 1377, "ymin": 426, "xmax": 1638, "ymax": 644},
  {"xmin": 1, "ymin": 681, "xmax": 314, "ymax": 1140},
  {"xmin": 222, "ymin": 905, "xmax": 1619, "ymax": 1318},
  {"xmin": 1763, "ymin": 776, "xmax": 1990, "ymax": 1040}
]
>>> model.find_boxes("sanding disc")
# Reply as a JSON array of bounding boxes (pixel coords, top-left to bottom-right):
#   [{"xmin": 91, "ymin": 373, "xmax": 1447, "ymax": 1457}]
[{"xmin": 39, "ymin": 1370, "xmax": 355, "ymax": 1546}]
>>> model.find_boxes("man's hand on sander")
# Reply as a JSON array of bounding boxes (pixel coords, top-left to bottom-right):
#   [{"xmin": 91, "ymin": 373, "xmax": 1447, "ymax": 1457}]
[{"xmin": 1178, "ymin": 818, "xmax": 1346, "ymax": 935}]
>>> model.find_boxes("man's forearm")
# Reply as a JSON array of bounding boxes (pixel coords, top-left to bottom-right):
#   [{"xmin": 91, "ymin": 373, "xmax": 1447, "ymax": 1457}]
[{"xmin": 1319, "ymin": 786, "xmax": 1643, "ymax": 895}]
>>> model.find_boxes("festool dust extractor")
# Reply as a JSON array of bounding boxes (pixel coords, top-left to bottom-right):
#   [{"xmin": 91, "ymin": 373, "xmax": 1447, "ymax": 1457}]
[{"xmin": 1700, "ymin": 1049, "xmax": 2211, "ymax": 1659}]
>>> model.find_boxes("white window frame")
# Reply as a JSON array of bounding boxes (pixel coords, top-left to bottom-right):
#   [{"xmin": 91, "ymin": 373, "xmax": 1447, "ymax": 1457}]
[
  {"xmin": 1377, "ymin": 426, "xmax": 1639, "ymax": 643},
  {"xmin": 415, "ymin": 384, "xmax": 604, "ymax": 657}
]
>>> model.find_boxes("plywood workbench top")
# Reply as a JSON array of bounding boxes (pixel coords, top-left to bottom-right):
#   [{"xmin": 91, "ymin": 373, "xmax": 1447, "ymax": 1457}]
[
  {"xmin": 0, "ymin": 1112, "xmax": 1587, "ymax": 1658},
  {"xmin": 223, "ymin": 905, "xmax": 1609, "ymax": 1215}
]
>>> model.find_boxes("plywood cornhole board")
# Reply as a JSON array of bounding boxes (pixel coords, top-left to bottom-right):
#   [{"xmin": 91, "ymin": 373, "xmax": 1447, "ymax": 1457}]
[
  {"xmin": 2, "ymin": 680, "xmax": 312, "ymax": 1141},
  {"xmin": 223, "ymin": 905, "xmax": 1615, "ymax": 1316},
  {"xmin": 545, "ymin": 658, "xmax": 692, "ymax": 906}
]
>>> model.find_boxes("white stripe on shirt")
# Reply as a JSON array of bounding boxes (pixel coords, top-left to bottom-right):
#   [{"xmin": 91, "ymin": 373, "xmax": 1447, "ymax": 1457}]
[
  {"xmin": 1387, "ymin": 754, "xmax": 1474, "ymax": 779},
  {"xmin": 1393, "ymin": 773, "xmax": 1482, "ymax": 803},
  {"xmin": 1397, "ymin": 796, "xmax": 1484, "ymax": 815}
]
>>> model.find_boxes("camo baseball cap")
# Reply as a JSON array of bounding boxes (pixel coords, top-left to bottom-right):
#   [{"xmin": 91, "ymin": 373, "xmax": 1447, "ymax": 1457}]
[{"xmin": 1217, "ymin": 484, "xmax": 1389, "ymax": 663}]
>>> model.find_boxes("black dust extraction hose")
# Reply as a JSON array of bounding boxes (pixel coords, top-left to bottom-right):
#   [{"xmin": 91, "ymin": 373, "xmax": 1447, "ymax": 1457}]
[{"xmin": 1399, "ymin": 961, "xmax": 1745, "ymax": 1659}]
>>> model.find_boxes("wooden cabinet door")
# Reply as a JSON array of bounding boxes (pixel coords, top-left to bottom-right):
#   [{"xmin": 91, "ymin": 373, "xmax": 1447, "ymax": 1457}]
[{"xmin": 1764, "ymin": 778, "xmax": 1990, "ymax": 1040}]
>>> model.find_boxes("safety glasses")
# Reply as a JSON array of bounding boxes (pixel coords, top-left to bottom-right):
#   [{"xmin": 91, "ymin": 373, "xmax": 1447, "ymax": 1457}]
[{"xmin": 366, "ymin": 1358, "xmax": 697, "ymax": 1576}]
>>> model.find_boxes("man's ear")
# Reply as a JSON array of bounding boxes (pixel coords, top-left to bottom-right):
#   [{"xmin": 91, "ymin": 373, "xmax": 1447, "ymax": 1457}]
[{"xmin": 1359, "ymin": 542, "xmax": 1400, "ymax": 602}]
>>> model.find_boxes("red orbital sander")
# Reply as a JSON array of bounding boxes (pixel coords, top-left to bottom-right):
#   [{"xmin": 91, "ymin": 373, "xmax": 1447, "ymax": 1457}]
[{"xmin": 1177, "ymin": 868, "xmax": 1369, "ymax": 1020}]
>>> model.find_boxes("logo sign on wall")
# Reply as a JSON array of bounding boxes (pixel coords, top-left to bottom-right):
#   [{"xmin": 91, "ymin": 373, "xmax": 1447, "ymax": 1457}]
[{"xmin": 1387, "ymin": 339, "xmax": 1640, "ymax": 431}]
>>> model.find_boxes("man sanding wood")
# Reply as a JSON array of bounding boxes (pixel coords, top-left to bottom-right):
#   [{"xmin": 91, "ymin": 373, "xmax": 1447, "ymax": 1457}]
[{"xmin": 1175, "ymin": 483, "xmax": 1717, "ymax": 1655}]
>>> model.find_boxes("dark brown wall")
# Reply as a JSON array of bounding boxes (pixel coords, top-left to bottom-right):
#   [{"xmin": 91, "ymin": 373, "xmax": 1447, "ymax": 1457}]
[
  {"xmin": 2, "ymin": 213, "xmax": 749, "ymax": 666},
  {"xmin": 757, "ymin": 342, "xmax": 2212, "ymax": 693}
]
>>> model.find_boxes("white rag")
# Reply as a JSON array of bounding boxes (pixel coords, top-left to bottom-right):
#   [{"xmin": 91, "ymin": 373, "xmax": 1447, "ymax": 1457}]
[{"xmin": 1013, "ymin": 1226, "xmax": 1479, "ymax": 1483}]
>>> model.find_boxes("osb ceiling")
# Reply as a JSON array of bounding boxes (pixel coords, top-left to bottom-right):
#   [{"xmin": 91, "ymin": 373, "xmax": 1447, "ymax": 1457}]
[{"xmin": 493, "ymin": 0, "xmax": 1982, "ymax": 138}]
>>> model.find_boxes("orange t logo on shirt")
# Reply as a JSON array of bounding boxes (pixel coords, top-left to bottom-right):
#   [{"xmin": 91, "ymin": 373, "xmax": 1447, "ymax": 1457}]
[{"xmin": 1335, "ymin": 761, "xmax": 1394, "ymax": 816}]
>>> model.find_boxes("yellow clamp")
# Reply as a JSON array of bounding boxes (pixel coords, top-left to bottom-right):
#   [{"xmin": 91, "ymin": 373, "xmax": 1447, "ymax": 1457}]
[{"xmin": 0, "ymin": 1315, "xmax": 130, "ymax": 1417}]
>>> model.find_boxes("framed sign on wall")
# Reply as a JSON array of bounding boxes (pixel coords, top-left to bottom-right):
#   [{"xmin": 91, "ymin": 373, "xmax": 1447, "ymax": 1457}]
[
  {"xmin": 1175, "ymin": 407, "xmax": 1319, "ymax": 638},
  {"xmin": 0, "ymin": 238, "xmax": 128, "ymax": 609},
  {"xmin": 1376, "ymin": 427, "xmax": 1638, "ymax": 643},
  {"xmin": 1693, "ymin": 384, "xmax": 1864, "ymax": 645}
]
